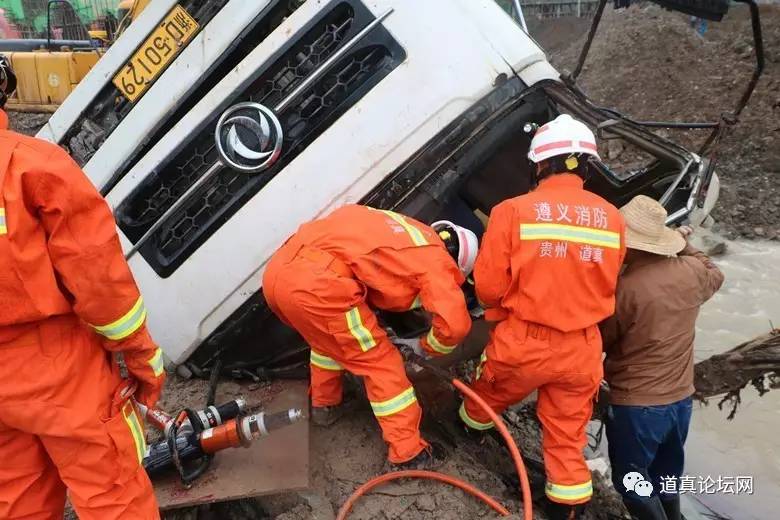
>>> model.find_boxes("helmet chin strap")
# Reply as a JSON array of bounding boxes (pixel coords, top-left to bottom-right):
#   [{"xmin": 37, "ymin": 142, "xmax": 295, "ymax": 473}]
[{"xmin": 536, "ymin": 154, "xmax": 590, "ymax": 184}]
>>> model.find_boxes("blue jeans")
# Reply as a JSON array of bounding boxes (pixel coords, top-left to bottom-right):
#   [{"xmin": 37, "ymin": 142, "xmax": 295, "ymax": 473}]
[{"xmin": 606, "ymin": 397, "xmax": 692, "ymax": 503}]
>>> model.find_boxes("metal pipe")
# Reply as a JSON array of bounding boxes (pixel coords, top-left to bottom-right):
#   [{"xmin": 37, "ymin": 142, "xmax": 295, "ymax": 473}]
[
  {"xmin": 511, "ymin": 0, "xmax": 528, "ymax": 33},
  {"xmin": 658, "ymin": 159, "xmax": 694, "ymax": 207},
  {"xmin": 570, "ymin": 0, "xmax": 607, "ymax": 82},
  {"xmin": 700, "ymin": 0, "xmax": 764, "ymax": 155},
  {"xmin": 628, "ymin": 121, "xmax": 719, "ymax": 130},
  {"xmin": 666, "ymin": 174, "xmax": 701, "ymax": 224},
  {"xmin": 594, "ymin": 106, "xmax": 720, "ymax": 130},
  {"xmin": 732, "ymin": 0, "xmax": 764, "ymax": 119}
]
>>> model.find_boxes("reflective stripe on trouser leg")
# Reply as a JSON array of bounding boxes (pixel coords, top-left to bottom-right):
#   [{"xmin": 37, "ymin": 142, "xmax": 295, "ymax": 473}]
[
  {"xmin": 535, "ymin": 328, "xmax": 600, "ymax": 506},
  {"xmin": 545, "ymin": 480, "xmax": 593, "ymax": 504},
  {"xmin": 370, "ymin": 387, "xmax": 417, "ymax": 417},
  {"xmin": 373, "ymin": 389, "xmax": 427, "ymax": 463},
  {"xmin": 459, "ymin": 402, "xmax": 494, "ymax": 430},
  {"xmin": 310, "ymin": 350, "xmax": 343, "ymax": 371},
  {"xmin": 345, "ymin": 307, "xmax": 377, "ymax": 351},
  {"xmin": 309, "ymin": 351, "xmax": 344, "ymax": 408},
  {"xmin": 357, "ymin": 342, "xmax": 427, "ymax": 463},
  {"xmin": 425, "ymin": 328, "xmax": 456, "ymax": 355},
  {"xmin": 121, "ymin": 402, "xmax": 146, "ymax": 464}
]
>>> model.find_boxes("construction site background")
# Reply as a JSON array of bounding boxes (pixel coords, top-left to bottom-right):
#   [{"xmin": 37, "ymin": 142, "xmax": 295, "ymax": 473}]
[{"xmin": 0, "ymin": 0, "xmax": 120, "ymax": 38}]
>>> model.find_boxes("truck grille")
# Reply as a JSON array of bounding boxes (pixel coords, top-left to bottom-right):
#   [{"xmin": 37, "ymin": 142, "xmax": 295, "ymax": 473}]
[
  {"xmin": 64, "ymin": 0, "xmax": 304, "ymax": 172},
  {"xmin": 116, "ymin": 0, "xmax": 405, "ymax": 277}
]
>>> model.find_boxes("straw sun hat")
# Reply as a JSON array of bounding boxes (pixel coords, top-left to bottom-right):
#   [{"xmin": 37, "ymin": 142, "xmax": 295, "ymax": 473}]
[{"xmin": 620, "ymin": 195, "xmax": 686, "ymax": 256}]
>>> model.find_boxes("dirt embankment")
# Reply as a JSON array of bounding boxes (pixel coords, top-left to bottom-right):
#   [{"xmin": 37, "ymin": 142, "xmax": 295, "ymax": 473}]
[{"xmin": 549, "ymin": 4, "xmax": 780, "ymax": 240}]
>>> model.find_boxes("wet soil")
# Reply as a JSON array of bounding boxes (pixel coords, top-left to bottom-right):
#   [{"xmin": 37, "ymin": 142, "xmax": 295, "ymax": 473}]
[{"xmin": 159, "ymin": 371, "xmax": 628, "ymax": 520}]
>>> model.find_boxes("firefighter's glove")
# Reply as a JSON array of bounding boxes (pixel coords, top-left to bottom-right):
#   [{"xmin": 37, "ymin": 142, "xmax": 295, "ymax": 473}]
[
  {"xmin": 124, "ymin": 347, "xmax": 166, "ymax": 408},
  {"xmin": 394, "ymin": 337, "xmax": 429, "ymax": 361}
]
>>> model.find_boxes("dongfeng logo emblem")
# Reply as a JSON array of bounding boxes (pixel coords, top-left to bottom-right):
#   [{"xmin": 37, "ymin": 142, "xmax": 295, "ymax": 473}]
[{"xmin": 214, "ymin": 102, "xmax": 283, "ymax": 173}]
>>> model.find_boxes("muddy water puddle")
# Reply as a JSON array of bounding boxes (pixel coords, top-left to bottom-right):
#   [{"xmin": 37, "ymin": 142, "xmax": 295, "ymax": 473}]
[{"xmin": 687, "ymin": 240, "xmax": 780, "ymax": 520}]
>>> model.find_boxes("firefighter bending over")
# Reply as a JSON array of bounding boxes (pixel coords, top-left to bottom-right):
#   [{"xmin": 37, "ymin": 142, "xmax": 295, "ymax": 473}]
[{"xmin": 264, "ymin": 204, "xmax": 477, "ymax": 469}]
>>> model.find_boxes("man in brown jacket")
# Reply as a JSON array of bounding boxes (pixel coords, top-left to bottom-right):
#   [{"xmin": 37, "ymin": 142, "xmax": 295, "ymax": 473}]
[{"xmin": 601, "ymin": 195, "xmax": 724, "ymax": 520}]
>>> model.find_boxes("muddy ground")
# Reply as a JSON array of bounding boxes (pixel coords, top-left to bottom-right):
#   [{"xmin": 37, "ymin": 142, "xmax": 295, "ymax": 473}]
[{"xmin": 160, "ymin": 371, "xmax": 626, "ymax": 520}]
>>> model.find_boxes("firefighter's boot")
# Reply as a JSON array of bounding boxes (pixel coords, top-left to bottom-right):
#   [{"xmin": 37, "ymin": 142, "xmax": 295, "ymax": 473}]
[
  {"xmin": 311, "ymin": 404, "xmax": 344, "ymax": 427},
  {"xmin": 545, "ymin": 498, "xmax": 587, "ymax": 520}
]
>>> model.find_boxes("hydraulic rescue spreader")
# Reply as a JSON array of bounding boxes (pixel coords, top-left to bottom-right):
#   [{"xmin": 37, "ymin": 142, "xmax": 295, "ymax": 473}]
[{"xmin": 137, "ymin": 399, "xmax": 303, "ymax": 483}]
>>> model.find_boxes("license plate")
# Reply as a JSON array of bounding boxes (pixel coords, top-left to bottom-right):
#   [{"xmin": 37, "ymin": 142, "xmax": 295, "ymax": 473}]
[{"xmin": 113, "ymin": 5, "xmax": 199, "ymax": 103}]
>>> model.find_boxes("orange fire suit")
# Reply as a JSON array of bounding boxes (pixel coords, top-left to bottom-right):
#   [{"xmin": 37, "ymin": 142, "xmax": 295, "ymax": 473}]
[
  {"xmin": 460, "ymin": 174, "xmax": 625, "ymax": 505},
  {"xmin": 0, "ymin": 112, "xmax": 163, "ymax": 519},
  {"xmin": 263, "ymin": 204, "xmax": 471, "ymax": 463}
]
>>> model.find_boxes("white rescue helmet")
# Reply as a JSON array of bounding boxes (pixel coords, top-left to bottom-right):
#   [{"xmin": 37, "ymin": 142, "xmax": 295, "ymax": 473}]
[
  {"xmin": 527, "ymin": 114, "xmax": 600, "ymax": 164},
  {"xmin": 432, "ymin": 220, "xmax": 479, "ymax": 276}
]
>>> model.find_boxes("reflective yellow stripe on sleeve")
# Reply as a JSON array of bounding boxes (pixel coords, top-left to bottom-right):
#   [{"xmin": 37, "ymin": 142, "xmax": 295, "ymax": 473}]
[
  {"xmin": 122, "ymin": 401, "xmax": 146, "ymax": 464},
  {"xmin": 378, "ymin": 210, "xmax": 429, "ymax": 246},
  {"xmin": 92, "ymin": 296, "xmax": 147, "ymax": 341},
  {"xmin": 408, "ymin": 295, "xmax": 422, "ymax": 310},
  {"xmin": 520, "ymin": 223, "xmax": 620, "ymax": 249},
  {"xmin": 545, "ymin": 480, "xmax": 593, "ymax": 503},
  {"xmin": 310, "ymin": 351, "xmax": 343, "ymax": 371},
  {"xmin": 346, "ymin": 307, "xmax": 376, "ymax": 352},
  {"xmin": 148, "ymin": 347, "xmax": 164, "ymax": 377},
  {"xmin": 459, "ymin": 402, "xmax": 494, "ymax": 430},
  {"xmin": 370, "ymin": 387, "xmax": 417, "ymax": 417},
  {"xmin": 0, "ymin": 207, "xmax": 6, "ymax": 235},
  {"xmin": 426, "ymin": 328, "xmax": 456, "ymax": 354}
]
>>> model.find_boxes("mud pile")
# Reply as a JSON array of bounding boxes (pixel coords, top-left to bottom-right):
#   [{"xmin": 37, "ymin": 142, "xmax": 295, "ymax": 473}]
[{"xmin": 550, "ymin": 3, "xmax": 780, "ymax": 240}]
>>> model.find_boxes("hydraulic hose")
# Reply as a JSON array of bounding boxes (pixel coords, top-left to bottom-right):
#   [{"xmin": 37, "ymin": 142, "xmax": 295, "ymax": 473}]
[
  {"xmin": 336, "ymin": 375, "xmax": 533, "ymax": 520},
  {"xmin": 336, "ymin": 470, "xmax": 510, "ymax": 519},
  {"xmin": 453, "ymin": 379, "xmax": 533, "ymax": 520}
]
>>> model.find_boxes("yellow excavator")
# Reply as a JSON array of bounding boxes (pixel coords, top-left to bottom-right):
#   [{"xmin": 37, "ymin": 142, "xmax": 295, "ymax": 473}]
[{"xmin": 2, "ymin": 0, "xmax": 150, "ymax": 112}]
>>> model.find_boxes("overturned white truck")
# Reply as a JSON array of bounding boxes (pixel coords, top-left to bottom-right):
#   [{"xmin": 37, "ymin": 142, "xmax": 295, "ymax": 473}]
[{"xmin": 39, "ymin": 0, "xmax": 760, "ymax": 377}]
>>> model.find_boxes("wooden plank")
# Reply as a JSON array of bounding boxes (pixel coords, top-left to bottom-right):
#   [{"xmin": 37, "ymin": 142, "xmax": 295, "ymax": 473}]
[{"xmin": 154, "ymin": 380, "xmax": 309, "ymax": 510}]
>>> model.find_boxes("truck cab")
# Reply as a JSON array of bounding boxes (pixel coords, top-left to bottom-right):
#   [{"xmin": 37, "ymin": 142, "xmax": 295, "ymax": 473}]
[{"xmin": 38, "ymin": 0, "xmax": 720, "ymax": 371}]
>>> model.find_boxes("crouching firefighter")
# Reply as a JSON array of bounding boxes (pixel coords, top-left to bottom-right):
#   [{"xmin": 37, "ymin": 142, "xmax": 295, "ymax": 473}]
[
  {"xmin": 0, "ymin": 56, "xmax": 163, "ymax": 519},
  {"xmin": 459, "ymin": 115, "xmax": 626, "ymax": 519},
  {"xmin": 263, "ymin": 204, "xmax": 477, "ymax": 469}
]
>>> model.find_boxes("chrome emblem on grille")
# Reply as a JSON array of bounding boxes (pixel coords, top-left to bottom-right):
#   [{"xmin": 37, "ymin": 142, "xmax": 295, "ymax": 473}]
[{"xmin": 215, "ymin": 102, "xmax": 283, "ymax": 173}]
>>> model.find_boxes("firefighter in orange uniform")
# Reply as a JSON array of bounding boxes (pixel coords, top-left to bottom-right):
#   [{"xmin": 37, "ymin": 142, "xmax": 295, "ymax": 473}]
[
  {"xmin": 460, "ymin": 115, "xmax": 626, "ymax": 519},
  {"xmin": 263, "ymin": 204, "xmax": 477, "ymax": 468},
  {"xmin": 0, "ymin": 57, "xmax": 163, "ymax": 519}
]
